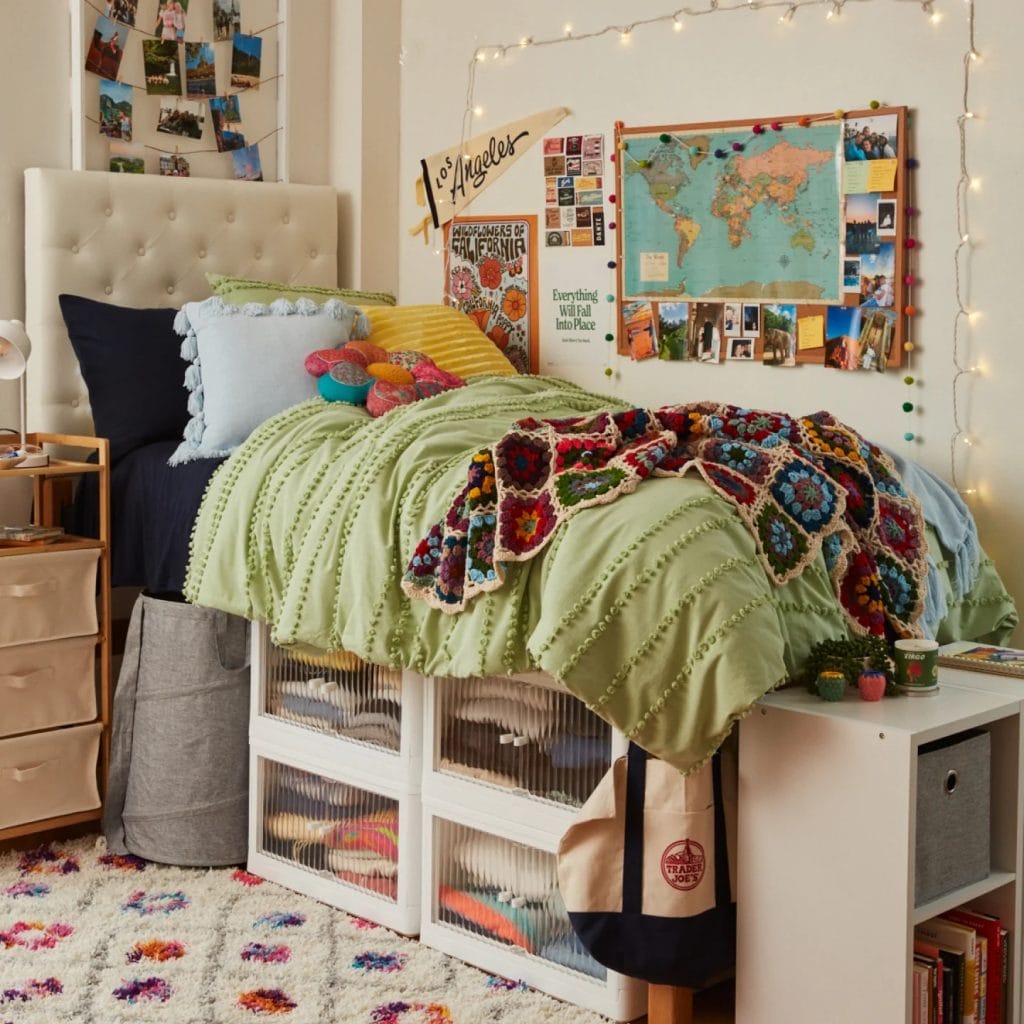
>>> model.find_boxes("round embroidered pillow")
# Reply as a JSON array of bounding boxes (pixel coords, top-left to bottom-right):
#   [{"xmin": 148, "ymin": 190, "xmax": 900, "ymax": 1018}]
[
  {"xmin": 366, "ymin": 380, "xmax": 418, "ymax": 417},
  {"xmin": 317, "ymin": 360, "xmax": 373, "ymax": 404}
]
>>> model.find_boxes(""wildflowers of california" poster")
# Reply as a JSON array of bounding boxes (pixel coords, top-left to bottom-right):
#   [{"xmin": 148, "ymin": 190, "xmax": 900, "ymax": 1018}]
[{"xmin": 444, "ymin": 215, "xmax": 538, "ymax": 374}]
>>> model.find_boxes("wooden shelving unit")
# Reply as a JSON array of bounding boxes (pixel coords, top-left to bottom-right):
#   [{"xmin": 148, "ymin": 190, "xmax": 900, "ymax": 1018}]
[{"xmin": 0, "ymin": 432, "xmax": 111, "ymax": 844}]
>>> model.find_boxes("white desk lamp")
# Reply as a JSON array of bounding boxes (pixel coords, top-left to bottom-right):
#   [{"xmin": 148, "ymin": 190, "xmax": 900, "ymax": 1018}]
[{"xmin": 0, "ymin": 319, "xmax": 48, "ymax": 468}]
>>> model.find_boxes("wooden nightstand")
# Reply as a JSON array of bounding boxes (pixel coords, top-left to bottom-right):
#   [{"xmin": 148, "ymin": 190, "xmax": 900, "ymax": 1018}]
[{"xmin": 0, "ymin": 432, "xmax": 111, "ymax": 843}]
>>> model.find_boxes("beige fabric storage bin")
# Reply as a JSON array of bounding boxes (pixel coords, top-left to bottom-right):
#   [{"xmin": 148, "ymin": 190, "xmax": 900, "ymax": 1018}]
[
  {"xmin": 0, "ymin": 722, "xmax": 101, "ymax": 829},
  {"xmin": 0, "ymin": 548, "xmax": 99, "ymax": 648},
  {"xmin": 0, "ymin": 636, "xmax": 97, "ymax": 738}
]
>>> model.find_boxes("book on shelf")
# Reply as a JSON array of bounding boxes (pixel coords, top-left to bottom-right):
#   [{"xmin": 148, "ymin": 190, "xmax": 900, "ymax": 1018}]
[
  {"xmin": 937, "ymin": 640, "xmax": 1024, "ymax": 678},
  {"xmin": 944, "ymin": 908, "xmax": 1002, "ymax": 1024},
  {"xmin": 914, "ymin": 939, "xmax": 947, "ymax": 1024},
  {"xmin": 916, "ymin": 916, "xmax": 977, "ymax": 1024},
  {"xmin": 0, "ymin": 524, "xmax": 65, "ymax": 545}
]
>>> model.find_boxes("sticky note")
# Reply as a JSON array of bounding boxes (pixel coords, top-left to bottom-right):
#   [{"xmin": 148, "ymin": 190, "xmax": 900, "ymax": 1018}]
[
  {"xmin": 798, "ymin": 314, "xmax": 825, "ymax": 351},
  {"xmin": 867, "ymin": 159, "xmax": 898, "ymax": 192},
  {"xmin": 843, "ymin": 162, "xmax": 870, "ymax": 195}
]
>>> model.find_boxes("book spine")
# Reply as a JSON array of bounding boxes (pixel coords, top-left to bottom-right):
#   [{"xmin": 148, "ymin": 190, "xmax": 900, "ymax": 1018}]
[{"xmin": 999, "ymin": 928, "xmax": 1008, "ymax": 1024}]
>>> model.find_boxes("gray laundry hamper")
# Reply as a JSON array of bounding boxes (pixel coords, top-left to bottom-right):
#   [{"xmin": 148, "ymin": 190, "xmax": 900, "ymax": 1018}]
[{"xmin": 103, "ymin": 592, "xmax": 250, "ymax": 866}]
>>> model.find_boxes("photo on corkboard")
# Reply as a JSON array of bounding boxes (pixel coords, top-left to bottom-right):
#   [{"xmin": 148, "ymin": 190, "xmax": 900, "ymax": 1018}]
[
  {"xmin": 688, "ymin": 302, "xmax": 724, "ymax": 364},
  {"xmin": 761, "ymin": 304, "xmax": 797, "ymax": 367},
  {"xmin": 656, "ymin": 302, "xmax": 689, "ymax": 361}
]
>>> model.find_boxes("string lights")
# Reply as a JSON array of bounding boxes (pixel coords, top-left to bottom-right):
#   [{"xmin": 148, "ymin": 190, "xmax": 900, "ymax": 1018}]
[{"xmin": 451, "ymin": 0, "xmax": 979, "ymax": 487}]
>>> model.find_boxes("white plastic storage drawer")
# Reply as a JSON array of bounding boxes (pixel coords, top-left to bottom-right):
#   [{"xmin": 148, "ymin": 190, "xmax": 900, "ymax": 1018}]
[
  {"xmin": 421, "ymin": 807, "xmax": 646, "ymax": 1021},
  {"xmin": 430, "ymin": 675, "xmax": 615, "ymax": 808},
  {"xmin": 0, "ymin": 548, "xmax": 99, "ymax": 648},
  {"xmin": 0, "ymin": 636, "xmax": 97, "ymax": 738},
  {"xmin": 0, "ymin": 722, "xmax": 102, "ymax": 829},
  {"xmin": 259, "ymin": 635, "xmax": 409, "ymax": 755},
  {"xmin": 249, "ymin": 750, "xmax": 420, "ymax": 935}
]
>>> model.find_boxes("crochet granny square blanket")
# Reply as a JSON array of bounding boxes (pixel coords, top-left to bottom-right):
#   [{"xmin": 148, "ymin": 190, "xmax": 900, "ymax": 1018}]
[{"xmin": 403, "ymin": 403, "xmax": 929, "ymax": 639}]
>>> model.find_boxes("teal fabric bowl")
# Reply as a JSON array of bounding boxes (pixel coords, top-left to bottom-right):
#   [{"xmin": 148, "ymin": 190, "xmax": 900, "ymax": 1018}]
[{"xmin": 318, "ymin": 363, "xmax": 372, "ymax": 404}]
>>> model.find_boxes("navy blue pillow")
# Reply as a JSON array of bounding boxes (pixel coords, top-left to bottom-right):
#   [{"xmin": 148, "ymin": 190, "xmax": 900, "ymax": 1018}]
[{"xmin": 59, "ymin": 294, "xmax": 188, "ymax": 462}]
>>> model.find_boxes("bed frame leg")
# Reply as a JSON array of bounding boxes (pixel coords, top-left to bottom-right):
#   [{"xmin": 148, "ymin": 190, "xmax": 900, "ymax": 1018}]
[{"xmin": 647, "ymin": 984, "xmax": 695, "ymax": 1024}]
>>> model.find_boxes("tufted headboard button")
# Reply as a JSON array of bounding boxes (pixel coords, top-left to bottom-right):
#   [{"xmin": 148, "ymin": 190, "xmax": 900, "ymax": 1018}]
[
  {"xmin": 104, "ymin": 285, "xmax": 112, "ymax": 294},
  {"xmin": 282, "ymin": 215, "xmax": 290, "ymax": 225},
  {"xmin": 310, "ymin": 249, "xmax": 318, "ymax": 259},
  {"xmin": 71, "ymin": 398, "xmax": 80, "ymax": 408},
  {"xmin": 166, "ymin": 286, "xmax": 175, "ymax": 295},
  {"xmin": 168, "ymin": 210, "xmax": 176, "ymax": 221},
  {"xmin": 71, "ymin": 244, "xmax": 79, "ymax": 254},
  {"xmin": 198, "ymin": 249, "xmax": 206, "ymax": 258},
  {"xmin": 254, "ymin": 250, "xmax": 262, "ymax": 260},
  {"xmin": 137, "ymin": 246, "xmax": 146, "ymax": 256},
  {"xmin": 104, "ymin": 208, "xmax": 112, "ymax": 217},
  {"xmin": 226, "ymin": 212, "xmax": 235, "ymax": 223}
]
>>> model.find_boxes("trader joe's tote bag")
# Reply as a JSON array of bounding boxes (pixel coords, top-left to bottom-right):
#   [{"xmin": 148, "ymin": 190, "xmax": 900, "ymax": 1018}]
[{"xmin": 557, "ymin": 738, "xmax": 737, "ymax": 986}]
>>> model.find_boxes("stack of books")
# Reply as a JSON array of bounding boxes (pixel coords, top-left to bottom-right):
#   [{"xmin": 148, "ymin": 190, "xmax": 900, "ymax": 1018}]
[
  {"xmin": 914, "ymin": 908, "xmax": 1009, "ymax": 1023},
  {"xmin": 938, "ymin": 642, "xmax": 1024, "ymax": 679}
]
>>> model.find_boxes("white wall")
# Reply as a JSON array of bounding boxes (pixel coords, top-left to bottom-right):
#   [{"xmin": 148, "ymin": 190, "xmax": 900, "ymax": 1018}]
[{"xmin": 398, "ymin": 0, "xmax": 1024, "ymax": 638}]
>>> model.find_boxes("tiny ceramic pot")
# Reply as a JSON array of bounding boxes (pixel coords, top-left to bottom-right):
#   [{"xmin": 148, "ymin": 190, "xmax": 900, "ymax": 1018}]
[
  {"xmin": 816, "ymin": 670, "xmax": 847, "ymax": 702},
  {"xmin": 857, "ymin": 670, "xmax": 887, "ymax": 702}
]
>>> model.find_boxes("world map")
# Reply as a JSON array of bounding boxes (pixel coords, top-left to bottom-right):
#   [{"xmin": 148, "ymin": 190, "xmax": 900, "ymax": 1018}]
[{"xmin": 621, "ymin": 122, "xmax": 842, "ymax": 303}]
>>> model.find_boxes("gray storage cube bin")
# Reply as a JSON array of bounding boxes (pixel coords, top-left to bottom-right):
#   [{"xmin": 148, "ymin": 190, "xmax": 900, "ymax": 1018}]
[
  {"xmin": 103, "ymin": 592, "xmax": 250, "ymax": 866},
  {"xmin": 915, "ymin": 729, "xmax": 990, "ymax": 905}
]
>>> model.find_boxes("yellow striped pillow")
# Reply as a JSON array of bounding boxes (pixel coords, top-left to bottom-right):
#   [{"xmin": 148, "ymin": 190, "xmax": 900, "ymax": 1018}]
[{"xmin": 363, "ymin": 305, "xmax": 516, "ymax": 378}]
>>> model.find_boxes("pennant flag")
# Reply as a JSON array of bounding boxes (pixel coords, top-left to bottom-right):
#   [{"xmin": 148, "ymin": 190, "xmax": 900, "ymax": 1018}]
[{"xmin": 419, "ymin": 107, "xmax": 570, "ymax": 229}]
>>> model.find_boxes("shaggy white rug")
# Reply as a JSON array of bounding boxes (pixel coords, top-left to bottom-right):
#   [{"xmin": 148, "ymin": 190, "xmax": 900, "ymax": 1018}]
[{"xmin": 0, "ymin": 838, "xmax": 609, "ymax": 1024}]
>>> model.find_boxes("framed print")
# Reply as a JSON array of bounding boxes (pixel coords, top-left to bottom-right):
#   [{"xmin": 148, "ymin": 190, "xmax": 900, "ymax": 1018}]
[{"xmin": 443, "ymin": 214, "xmax": 539, "ymax": 374}]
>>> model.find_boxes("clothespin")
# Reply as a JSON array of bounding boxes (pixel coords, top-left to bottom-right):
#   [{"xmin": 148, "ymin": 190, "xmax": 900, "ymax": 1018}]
[{"xmin": 408, "ymin": 177, "xmax": 433, "ymax": 245}]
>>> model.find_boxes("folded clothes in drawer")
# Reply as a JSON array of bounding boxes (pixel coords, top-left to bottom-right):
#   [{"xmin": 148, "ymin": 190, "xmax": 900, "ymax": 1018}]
[
  {"xmin": 0, "ymin": 548, "xmax": 99, "ymax": 648},
  {"xmin": 264, "ymin": 645, "xmax": 402, "ymax": 751},
  {"xmin": 0, "ymin": 723, "xmax": 101, "ymax": 829},
  {"xmin": 431, "ymin": 816, "xmax": 604, "ymax": 979},
  {"xmin": 436, "ymin": 676, "xmax": 613, "ymax": 806},
  {"xmin": 257, "ymin": 757, "xmax": 401, "ymax": 904},
  {"xmin": 0, "ymin": 636, "xmax": 97, "ymax": 738}
]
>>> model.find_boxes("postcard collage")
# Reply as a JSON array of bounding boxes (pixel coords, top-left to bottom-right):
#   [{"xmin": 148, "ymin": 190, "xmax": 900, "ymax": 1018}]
[
  {"xmin": 542, "ymin": 134, "xmax": 607, "ymax": 248},
  {"xmin": 87, "ymin": 0, "xmax": 266, "ymax": 181},
  {"xmin": 617, "ymin": 109, "xmax": 907, "ymax": 372}
]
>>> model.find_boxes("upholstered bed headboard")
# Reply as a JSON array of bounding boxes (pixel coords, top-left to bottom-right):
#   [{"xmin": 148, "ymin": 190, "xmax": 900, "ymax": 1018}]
[{"xmin": 24, "ymin": 167, "xmax": 339, "ymax": 437}]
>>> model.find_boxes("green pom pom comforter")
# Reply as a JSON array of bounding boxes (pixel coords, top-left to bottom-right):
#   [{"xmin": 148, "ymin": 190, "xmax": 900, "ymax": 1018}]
[{"xmin": 185, "ymin": 375, "xmax": 1017, "ymax": 773}]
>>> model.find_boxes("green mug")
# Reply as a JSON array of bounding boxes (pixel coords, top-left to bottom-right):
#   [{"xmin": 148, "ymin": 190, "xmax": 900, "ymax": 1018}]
[{"xmin": 894, "ymin": 638, "xmax": 939, "ymax": 693}]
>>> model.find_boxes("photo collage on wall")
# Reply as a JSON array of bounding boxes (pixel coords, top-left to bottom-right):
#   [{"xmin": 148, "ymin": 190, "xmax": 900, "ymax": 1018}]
[
  {"xmin": 85, "ymin": 0, "xmax": 265, "ymax": 180},
  {"xmin": 542, "ymin": 134, "xmax": 606, "ymax": 248},
  {"xmin": 615, "ymin": 108, "xmax": 909, "ymax": 372},
  {"xmin": 622, "ymin": 299, "xmax": 766, "ymax": 364}
]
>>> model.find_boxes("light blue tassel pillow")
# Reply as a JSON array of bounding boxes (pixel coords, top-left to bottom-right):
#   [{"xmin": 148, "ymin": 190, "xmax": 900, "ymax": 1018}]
[{"xmin": 169, "ymin": 296, "xmax": 370, "ymax": 465}]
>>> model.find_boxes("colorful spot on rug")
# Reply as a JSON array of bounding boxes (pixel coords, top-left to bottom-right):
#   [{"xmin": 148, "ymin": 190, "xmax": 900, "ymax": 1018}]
[
  {"xmin": 0, "ymin": 977, "xmax": 62, "ymax": 1004},
  {"xmin": 350, "ymin": 916, "xmax": 380, "ymax": 930},
  {"xmin": 253, "ymin": 911, "xmax": 306, "ymax": 930},
  {"xmin": 352, "ymin": 951, "xmax": 408, "ymax": 973},
  {"xmin": 0, "ymin": 921, "xmax": 73, "ymax": 951},
  {"xmin": 369, "ymin": 1001, "xmax": 452, "ymax": 1024},
  {"xmin": 122, "ymin": 890, "xmax": 190, "ymax": 916},
  {"xmin": 232, "ymin": 869, "xmax": 265, "ymax": 887},
  {"xmin": 98, "ymin": 852, "xmax": 147, "ymax": 872},
  {"xmin": 112, "ymin": 977, "xmax": 173, "ymax": 1005},
  {"xmin": 486, "ymin": 976, "xmax": 529, "ymax": 992},
  {"xmin": 16, "ymin": 847, "xmax": 79, "ymax": 877},
  {"xmin": 241, "ymin": 943, "xmax": 291, "ymax": 964},
  {"xmin": 237, "ymin": 988, "xmax": 297, "ymax": 1014},
  {"xmin": 126, "ymin": 939, "xmax": 187, "ymax": 963},
  {"xmin": 2, "ymin": 881, "xmax": 50, "ymax": 899}
]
